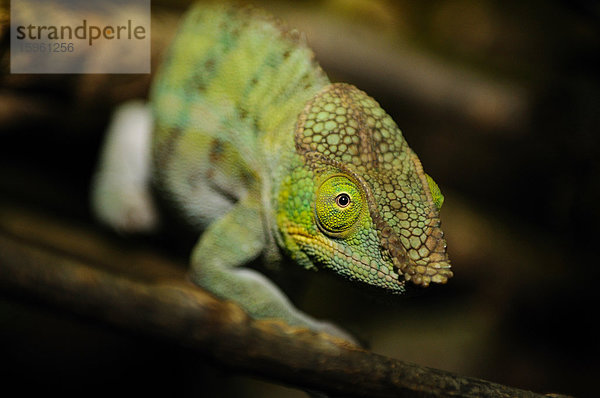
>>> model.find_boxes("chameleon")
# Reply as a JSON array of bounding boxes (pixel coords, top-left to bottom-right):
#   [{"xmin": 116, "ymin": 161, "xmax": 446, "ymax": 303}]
[{"xmin": 92, "ymin": 2, "xmax": 452, "ymax": 340}]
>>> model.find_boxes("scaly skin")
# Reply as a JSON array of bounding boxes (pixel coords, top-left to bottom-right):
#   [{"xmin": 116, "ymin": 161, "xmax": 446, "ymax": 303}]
[
  {"xmin": 281, "ymin": 84, "xmax": 451, "ymax": 289},
  {"xmin": 149, "ymin": 3, "xmax": 452, "ymax": 334}
]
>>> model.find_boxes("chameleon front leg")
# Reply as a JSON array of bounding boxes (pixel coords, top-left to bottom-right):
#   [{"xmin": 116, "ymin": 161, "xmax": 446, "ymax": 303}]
[{"xmin": 189, "ymin": 195, "xmax": 355, "ymax": 342}]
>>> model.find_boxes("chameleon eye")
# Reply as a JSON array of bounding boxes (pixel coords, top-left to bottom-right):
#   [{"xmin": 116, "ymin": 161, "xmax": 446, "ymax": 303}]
[
  {"xmin": 425, "ymin": 173, "xmax": 444, "ymax": 210},
  {"xmin": 315, "ymin": 175, "xmax": 363, "ymax": 236},
  {"xmin": 335, "ymin": 193, "xmax": 351, "ymax": 208}
]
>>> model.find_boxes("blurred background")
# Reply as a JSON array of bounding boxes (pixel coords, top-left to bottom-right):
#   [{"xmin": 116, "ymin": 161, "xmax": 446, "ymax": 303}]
[{"xmin": 1, "ymin": 0, "xmax": 599, "ymax": 396}]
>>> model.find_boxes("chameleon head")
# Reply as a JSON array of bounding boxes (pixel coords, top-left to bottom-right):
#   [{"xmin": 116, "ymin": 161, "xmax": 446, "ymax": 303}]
[{"xmin": 278, "ymin": 83, "xmax": 452, "ymax": 293}]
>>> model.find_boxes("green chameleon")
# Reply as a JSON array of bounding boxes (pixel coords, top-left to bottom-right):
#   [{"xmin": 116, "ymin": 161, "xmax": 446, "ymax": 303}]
[{"xmin": 92, "ymin": 2, "xmax": 452, "ymax": 340}]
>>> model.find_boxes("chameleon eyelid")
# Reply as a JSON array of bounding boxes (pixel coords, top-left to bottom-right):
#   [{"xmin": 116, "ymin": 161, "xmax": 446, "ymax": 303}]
[{"xmin": 314, "ymin": 175, "xmax": 364, "ymax": 237}]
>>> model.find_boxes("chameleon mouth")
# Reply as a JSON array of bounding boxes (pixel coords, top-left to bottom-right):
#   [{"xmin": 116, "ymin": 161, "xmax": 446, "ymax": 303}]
[{"xmin": 288, "ymin": 227, "xmax": 406, "ymax": 292}]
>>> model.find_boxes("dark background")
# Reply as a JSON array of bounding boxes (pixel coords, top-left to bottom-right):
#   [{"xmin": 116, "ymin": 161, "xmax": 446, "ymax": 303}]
[{"xmin": 1, "ymin": 1, "xmax": 599, "ymax": 396}]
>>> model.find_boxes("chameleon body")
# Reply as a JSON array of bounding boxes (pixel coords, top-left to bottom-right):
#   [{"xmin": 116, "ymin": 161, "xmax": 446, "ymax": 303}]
[{"xmin": 95, "ymin": 3, "xmax": 452, "ymax": 337}]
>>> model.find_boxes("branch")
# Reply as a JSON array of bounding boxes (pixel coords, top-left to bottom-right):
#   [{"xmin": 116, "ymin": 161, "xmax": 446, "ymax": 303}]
[{"xmin": 0, "ymin": 204, "xmax": 569, "ymax": 398}]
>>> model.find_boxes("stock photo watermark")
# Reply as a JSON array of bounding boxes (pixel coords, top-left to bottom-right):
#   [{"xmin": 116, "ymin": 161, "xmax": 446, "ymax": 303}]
[{"xmin": 11, "ymin": 0, "xmax": 150, "ymax": 73}]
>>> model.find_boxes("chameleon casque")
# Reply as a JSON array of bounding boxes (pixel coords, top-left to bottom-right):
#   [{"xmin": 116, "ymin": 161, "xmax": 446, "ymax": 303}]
[{"xmin": 93, "ymin": 2, "xmax": 452, "ymax": 340}]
